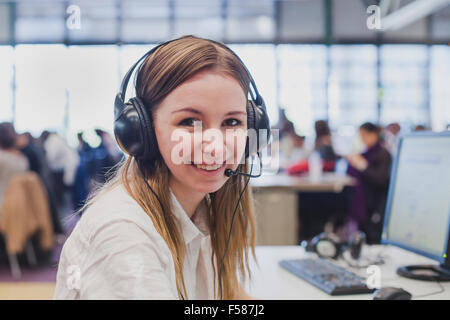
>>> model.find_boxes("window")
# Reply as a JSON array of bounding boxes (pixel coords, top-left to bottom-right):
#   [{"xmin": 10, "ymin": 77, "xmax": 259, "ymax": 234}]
[
  {"xmin": 229, "ymin": 44, "xmax": 278, "ymax": 126},
  {"xmin": 67, "ymin": 1, "xmax": 119, "ymax": 43},
  {"xmin": 173, "ymin": 0, "xmax": 223, "ymax": 40},
  {"xmin": 15, "ymin": 2, "xmax": 65, "ymax": 43},
  {"xmin": 9, "ymin": 42, "xmax": 447, "ymax": 149},
  {"xmin": 121, "ymin": 0, "xmax": 170, "ymax": 43},
  {"xmin": 15, "ymin": 45, "xmax": 68, "ymax": 136},
  {"xmin": 65, "ymin": 45, "xmax": 119, "ymax": 147},
  {"xmin": 226, "ymin": 0, "xmax": 275, "ymax": 41},
  {"xmin": 0, "ymin": 46, "xmax": 14, "ymax": 122},
  {"xmin": 119, "ymin": 45, "xmax": 154, "ymax": 79},
  {"xmin": 430, "ymin": 45, "xmax": 450, "ymax": 131},
  {"xmin": 118, "ymin": 44, "xmax": 155, "ymax": 101},
  {"xmin": 380, "ymin": 45, "xmax": 428, "ymax": 128},
  {"xmin": 278, "ymin": 45, "xmax": 327, "ymax": 136},
  {"xmin": 329, "ymin": 45, "xmax": 378, "ymax": 128}
]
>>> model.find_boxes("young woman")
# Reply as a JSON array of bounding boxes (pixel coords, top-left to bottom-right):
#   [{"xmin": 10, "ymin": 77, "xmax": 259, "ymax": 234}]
[
  {"xmin": 54, "ymin": 35, "xmax": 268, "ymax": 300},
  {"xmin": 345, "ymin": 122, "xmax": 392, "ymax": 244}
]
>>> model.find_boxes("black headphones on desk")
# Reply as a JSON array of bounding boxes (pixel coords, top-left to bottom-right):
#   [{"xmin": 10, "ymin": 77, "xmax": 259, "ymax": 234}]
[
  {"xmin": 301, "ymin": 231, "xmax": 367, "ymax": 260},
  {"xmin": 113, "ymin": 37, "xmax": 271, "ymax": 172}
]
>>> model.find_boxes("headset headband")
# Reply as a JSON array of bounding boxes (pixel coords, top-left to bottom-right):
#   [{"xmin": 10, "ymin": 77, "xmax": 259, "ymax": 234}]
[{"xmin": 114, "ymin": 38, "xmax": 265, "ymax": 121}]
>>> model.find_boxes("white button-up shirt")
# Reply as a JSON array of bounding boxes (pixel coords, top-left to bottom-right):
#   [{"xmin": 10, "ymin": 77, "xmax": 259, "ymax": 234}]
[{"xmin": 54, "ymin": 183, "xmax": 216, "ymax": 299}]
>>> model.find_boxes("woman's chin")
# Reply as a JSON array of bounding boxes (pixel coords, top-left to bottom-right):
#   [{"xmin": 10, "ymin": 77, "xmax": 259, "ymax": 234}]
[{"xmin": 189, "ymin": 179, "xmax": 227, "ymax": 195}]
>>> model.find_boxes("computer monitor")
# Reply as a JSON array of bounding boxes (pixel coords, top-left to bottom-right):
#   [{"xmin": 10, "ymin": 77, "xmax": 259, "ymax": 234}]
[{"xmin": 381, "ymin": 131, "xmax": 450, "ymax": 280}]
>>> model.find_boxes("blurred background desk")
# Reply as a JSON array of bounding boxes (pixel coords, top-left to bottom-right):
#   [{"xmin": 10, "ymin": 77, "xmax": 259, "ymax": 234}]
[
  {"xmin": 251, "ymin": 173, "xmax": 355, "ymax": 245},
  {"xmin": 245, "ymin": 245, "xmax": 450, "ymax": 300}
]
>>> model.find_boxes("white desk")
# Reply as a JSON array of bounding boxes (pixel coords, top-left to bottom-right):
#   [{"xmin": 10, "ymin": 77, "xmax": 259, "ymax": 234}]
[
  {"xmin": 251, "ymin": 172, "xmax": 355, "ymax": 193},
  {"xmin": 244, "ymin": 245, "xmax": 450, "ymax": 300}
]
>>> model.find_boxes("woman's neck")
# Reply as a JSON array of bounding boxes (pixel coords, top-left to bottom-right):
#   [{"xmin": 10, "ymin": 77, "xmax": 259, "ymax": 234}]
[{"xmin": 169, "ymin": 176, "xmax": 206, "ymax": 219}]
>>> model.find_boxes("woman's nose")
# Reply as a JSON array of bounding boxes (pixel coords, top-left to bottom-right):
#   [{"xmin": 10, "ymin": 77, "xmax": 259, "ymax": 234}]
[{"xmin": 201, "ymin": 129, "xmax": 225, "ymax": 163}]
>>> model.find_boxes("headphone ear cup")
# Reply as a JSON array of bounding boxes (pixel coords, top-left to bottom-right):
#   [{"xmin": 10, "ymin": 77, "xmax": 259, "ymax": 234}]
[
  {"xmin": 245, "ymin": 100, "xmax": 271, "ymax": 158},
  {"xmin": 245, "ymin": 101, "xmax": 256, "ymax": 158},
  {"xmin": 114, "ymin": 100, "xmax": 145, "ymax": 158},
  {"xmin": 130, "ymin": 97, "xmax": 159, "ymax": 162}
]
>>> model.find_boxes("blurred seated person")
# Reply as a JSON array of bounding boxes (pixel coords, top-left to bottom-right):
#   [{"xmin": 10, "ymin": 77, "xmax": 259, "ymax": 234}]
[
  {"xmin": 382, "ymin": 122, "xmax": 401, "ymax": 156},
  {"xmin": 284, "ymin": 120, "xmax": 339, "ymax": 175},
  {"xmin": 413, "ymin": 124, "xmax": 427, "ymax": 132},
  {"xmin": 0, "ymin": 122, "xmax": 29, "ymax": 210},
  {"xmin": 343, "ymin": 122, "xmax": 392, "ymax": 244},
  {"xmin": 40, "ymin": 131, "xmax": 79, "ymax": 189},
  {"xmin": 77, "ymin": 131, "xmax": 92, "ymax": 154},
  {"xmin": 273, "ymin": 108, "xmax": 291, "ymax": 139},
  {"xmin": 40, "ymin": 131, "xmax": 80, "ymax": 216},
  {"xmin": 277, "ymin": 122, "xmax": 309, "ymax": 170},
  {"xmin": 314, "ymin": 120, "xmax": 339, "ymax": 162},
  {"xmin": 18, "ymin": 132, "xmax": 65, "ymax": 235},
  {"xmin": 76, "ymin": 131, "xmax": 95, "ymax": 186},
  {"xmin": 16, "ymin": 132, "xmax": 42, "ymax": 175},
  {"xmin": 92, "ymin": 129, "xmax": 123, "ymax": 183}
]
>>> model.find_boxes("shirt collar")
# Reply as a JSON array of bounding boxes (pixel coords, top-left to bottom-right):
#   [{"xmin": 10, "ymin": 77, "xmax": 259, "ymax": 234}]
[{"xmin": 169, "ymin": 188, "xmax": 211, "ymax": 245}]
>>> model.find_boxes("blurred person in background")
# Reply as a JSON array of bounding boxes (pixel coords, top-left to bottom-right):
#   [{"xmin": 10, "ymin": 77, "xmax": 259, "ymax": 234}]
[
  {"xmin": 72, "ymin": 132, "xmax": 92, "ymax": 212},
  {"xmin": 413, "ymin": 124, "xmax": 427, "ymax": 132},
  {"xmin": 277, "ymin": 120, "xmax": 309, "ymax": 170},
  {"xmin": 76, "ymin": 131, "xmax": 95, "ymax": 186},
  {"xmin": 0, "ymin": 123, "xmax": 29, "ymax": 211},
  {"xmin": 77, "ymin": 131, "xmax": 92, "ymax": 154},
  {"xmin": 273, "ymin": 108, "xmax": 290, "ymax": 139},
  {"xmin": 15, "ymin": 131, "xmax": 64, "ymax": 235},
  {"xmin": 344, "ymin": 122, "xmax": 392, "ymax": 244},
  {"xmin": 92, "ymin": 129, "xmax": 123, "ymax": 184},
  {"xmin": 382, "ymin": 122, "xmax": 401, "ymax": 156},
  {"xmin": 15, "ymin": 132, "xmax": 42, "ymax": 175},
  {"xmin": 314, "ymin": 120, "xmax": 339, "ymax": 163},
  {"xmin": 40, "ymin": 131, "xmax": 80, "ymax": 219}
]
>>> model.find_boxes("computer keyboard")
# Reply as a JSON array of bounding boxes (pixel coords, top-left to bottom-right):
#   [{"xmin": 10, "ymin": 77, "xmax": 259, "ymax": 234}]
[{"xmin": 279, "ymin": 258, "xmax": 375, "ymax": 296}]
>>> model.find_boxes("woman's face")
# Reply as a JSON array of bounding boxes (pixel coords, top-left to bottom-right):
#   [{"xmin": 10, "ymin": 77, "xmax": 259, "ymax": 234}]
[{"xmin": 153, "ymin": 70, "xmax": 248, "ymax": 195}]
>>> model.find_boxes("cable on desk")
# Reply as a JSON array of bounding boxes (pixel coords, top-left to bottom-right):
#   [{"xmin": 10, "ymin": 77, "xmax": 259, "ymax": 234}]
[
  {"xmin": 413, "ymin": 281, "xmax": 446, "ymax": 299},
  {"xmin": 341, "ymin": 249, "xmax": 388, "ymax": 270}
]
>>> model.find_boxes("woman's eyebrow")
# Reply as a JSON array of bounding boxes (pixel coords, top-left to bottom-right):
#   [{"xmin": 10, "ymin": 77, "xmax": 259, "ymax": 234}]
[{"xmin": 172, "ymin": 107, "xmax": 246, "ymax": 116}]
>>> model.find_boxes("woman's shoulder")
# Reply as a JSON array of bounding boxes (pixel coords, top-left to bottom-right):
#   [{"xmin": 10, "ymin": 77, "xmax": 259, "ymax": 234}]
[
  {"xmin": 75, "ymin": 183, "xmax": 166, "ymax": 248},
  {"xmin": 55, "ymin": 183, "xmax": 177, "ymax": 300}
]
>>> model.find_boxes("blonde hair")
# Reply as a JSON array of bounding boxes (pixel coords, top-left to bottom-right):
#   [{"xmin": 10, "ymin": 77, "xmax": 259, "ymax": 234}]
[{"xmin": 82, "ymin": 35, "xmax": 257, "ymax": 300}]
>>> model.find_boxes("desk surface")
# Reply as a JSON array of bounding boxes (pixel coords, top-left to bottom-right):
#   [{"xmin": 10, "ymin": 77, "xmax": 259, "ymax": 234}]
[
  {"xmin": 250, "ymin": 173, "xmax": 355, "ymax": 193},
  {"xmin": 244, "ymin": 245, "xmax": 450, "ymax": 300}
]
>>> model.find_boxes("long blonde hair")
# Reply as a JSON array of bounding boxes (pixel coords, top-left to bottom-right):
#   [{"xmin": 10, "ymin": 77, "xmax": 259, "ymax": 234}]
[{"xmin": 84, "ymin": 35, "xmax": 257, "ymax": 300}]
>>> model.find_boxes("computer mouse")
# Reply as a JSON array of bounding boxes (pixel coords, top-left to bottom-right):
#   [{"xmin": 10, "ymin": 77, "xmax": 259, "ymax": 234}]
[{"xmin": 373, "ymin": 287, "xmax": 412, "ymax": 300}]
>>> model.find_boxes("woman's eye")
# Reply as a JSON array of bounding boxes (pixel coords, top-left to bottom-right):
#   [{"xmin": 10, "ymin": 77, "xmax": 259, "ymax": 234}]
[
  {"xmin": 178, "ymin": 118, "xmax": 201, "ymax": 126},
  {"xmin": 223, "ymin": 118, "xmax": 243, "ymax": 127}
]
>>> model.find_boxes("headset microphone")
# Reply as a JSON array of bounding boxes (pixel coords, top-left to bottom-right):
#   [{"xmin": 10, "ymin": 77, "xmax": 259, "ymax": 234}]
[{"xmin": 224, "ymin": 153, "xmax": 262, "ymax": 178}]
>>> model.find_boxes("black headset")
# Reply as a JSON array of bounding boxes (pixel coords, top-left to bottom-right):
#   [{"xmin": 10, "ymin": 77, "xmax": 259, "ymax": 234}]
[
  {"xmin": 301, "ymin": 231, "xmax": 367, "ymax": 260},
  {"xmin": 113, "ymin": 37, "xmax": 271, "ymax": 171}
]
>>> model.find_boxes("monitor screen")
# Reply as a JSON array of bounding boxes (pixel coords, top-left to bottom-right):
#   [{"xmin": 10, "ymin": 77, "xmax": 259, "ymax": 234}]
[{"xmin": 382, "ymin": 132, "xmax": 450, "ymax": 263}]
